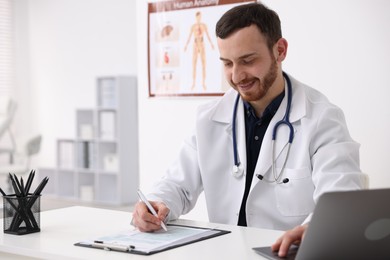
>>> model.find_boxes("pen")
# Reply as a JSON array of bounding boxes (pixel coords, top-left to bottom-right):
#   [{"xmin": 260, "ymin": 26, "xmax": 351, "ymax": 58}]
[
  {"xmin": 25, "ymin": 170, "xmax": 35, "ymax": 194},
  {"xmin": 137, "ymin": 189, "xmax": 168, "ymax": 231},
  {"xmin": 92, "ymin": 240, "xmax": 135, "ymax": 252}
]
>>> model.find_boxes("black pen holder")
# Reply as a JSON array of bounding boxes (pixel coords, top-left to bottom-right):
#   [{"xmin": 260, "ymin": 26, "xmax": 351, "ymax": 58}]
[{"xmin": 3, "ymin": 194, "xmax": 41, "ymax": 235}]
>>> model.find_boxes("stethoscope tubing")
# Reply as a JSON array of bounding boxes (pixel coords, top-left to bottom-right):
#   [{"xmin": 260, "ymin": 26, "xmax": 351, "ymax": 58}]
[
  {"xmin": 232, "ymin": 93, "xmax": 241, "ymax": 168},
  {"xmin": 272, "ymin": 72, "xmax": 294, "ymax": 143},
  {"xmin": 232, "ymin": 72, "xmax": 294, "ymax": 181}
]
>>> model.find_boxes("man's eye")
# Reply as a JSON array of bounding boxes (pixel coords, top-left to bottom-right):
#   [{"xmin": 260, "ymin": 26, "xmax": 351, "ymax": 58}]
[{"xmin": 242, "ymin": 59, "xmax": 253, "ymax": 65}]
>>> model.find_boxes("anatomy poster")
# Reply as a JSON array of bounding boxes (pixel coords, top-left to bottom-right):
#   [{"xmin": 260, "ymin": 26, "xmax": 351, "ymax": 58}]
[{"xmin": 148, "ymin": 0, "xmax": 254, "ymax": 97}]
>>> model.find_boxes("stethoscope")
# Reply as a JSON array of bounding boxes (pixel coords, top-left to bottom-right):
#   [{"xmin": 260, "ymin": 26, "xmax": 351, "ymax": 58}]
[{"xmin": 232, "ymin": 72, "xmax": 294, "ymax": 184}]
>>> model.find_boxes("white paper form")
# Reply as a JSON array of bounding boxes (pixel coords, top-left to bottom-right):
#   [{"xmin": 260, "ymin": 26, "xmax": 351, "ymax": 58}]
[{"xmin": 80, "ymin": 225, "xmax": 222, "ymax": 254}]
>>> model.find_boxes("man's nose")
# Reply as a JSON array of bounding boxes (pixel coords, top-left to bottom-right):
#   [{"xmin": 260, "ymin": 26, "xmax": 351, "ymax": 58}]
[{"xmin": 231, "ymin": 65, "xmax": 245, "ymax": 84}]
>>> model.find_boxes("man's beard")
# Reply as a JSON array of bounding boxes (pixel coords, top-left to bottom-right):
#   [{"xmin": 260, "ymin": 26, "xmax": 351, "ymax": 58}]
[{"xmin": 234, "ymin": 57, "xmax": 278, "ymax": 102}]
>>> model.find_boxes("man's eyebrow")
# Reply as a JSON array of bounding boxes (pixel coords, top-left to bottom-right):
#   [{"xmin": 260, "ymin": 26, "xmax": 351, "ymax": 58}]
[
  {"xmin": 219, "ymin": 53, "xmax": 257, "ymax": 62},
  {"xmin": 219, "ymin": 57, "xmax": 230, "ymax": 62}
]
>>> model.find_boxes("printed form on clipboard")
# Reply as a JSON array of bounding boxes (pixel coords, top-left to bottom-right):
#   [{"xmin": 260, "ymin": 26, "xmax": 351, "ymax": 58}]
[{"xmin": 75, "ymin": 224, "xmax": 230, "ymax": 255}]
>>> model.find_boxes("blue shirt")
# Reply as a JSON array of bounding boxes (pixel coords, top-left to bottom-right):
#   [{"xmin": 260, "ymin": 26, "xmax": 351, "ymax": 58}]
[{"xmin": 238, "ymin": 91, "xmax": 285, "ymax": 226}]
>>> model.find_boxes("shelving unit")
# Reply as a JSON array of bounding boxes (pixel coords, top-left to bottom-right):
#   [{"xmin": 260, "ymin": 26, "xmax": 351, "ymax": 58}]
[{"xmin": 40, "ymin": 76, "xmax": 139, "ymax": 205}]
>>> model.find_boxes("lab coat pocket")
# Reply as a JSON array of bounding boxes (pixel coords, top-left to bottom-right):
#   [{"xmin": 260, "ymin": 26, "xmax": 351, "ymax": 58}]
[{"xmin": 274, "ymin": 167, "xmax": 315, "ymax": 216}]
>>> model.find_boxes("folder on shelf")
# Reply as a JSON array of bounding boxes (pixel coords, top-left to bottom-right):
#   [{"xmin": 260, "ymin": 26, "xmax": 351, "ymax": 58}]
[
  {"xmin": 99, "ymin": 111, "xmax": 116, "ymax": 140},
  {"xmin": 99, "ymin": 78, "xmax": 117, "ymax": 108},
  {"xmin": 58, "ymin": 141, "xmax": 74, "ymax": 168},
  {"xmin": 74, "ymin": 224, "xmax": 230, "ymax": 255},
  {"xmin": 77, "ymin": 142, "xmax": 87, "ymax": 169}
]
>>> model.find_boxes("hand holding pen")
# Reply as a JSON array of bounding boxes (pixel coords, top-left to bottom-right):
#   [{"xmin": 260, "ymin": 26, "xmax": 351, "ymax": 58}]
[{"xmin": 134, "ymin": 189, "xmax": 168, "ymax": 232}]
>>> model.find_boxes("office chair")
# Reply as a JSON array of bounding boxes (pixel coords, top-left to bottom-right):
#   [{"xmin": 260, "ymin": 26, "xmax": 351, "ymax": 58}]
[
  {"xmin": 0, "ymin": 135, "xmax": 42, "ymax": 192},
  {"xmin": 0, "ymin": 97, "xmax": 17, "ymax": 162}
]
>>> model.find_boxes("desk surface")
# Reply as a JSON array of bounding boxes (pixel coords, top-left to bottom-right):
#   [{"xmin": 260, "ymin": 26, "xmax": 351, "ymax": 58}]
[{"xmin": 0, "ymin": 206, "xmax": 283, "ymax": 259}]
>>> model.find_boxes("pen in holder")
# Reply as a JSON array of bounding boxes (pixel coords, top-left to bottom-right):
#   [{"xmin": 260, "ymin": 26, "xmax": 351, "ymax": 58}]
[{"xmin": 1, "ymin": 170, "xmax": 48, "ymax": 235}]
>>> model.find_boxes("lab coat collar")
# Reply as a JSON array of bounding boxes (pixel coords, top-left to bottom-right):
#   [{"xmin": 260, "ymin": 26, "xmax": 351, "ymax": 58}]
[
  {"xmin": 208, "ymin": 88, "xmax": 237, "ymax": 124},
  {"xmin": 286, "ymin": 74, "xmax": 307, "ymax": 123}
]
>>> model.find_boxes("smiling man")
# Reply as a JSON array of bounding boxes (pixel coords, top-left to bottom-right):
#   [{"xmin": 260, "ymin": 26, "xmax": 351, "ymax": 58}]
[{"xmin": 132, "ymin": 3, "xmax": 365, "ymax": 257}]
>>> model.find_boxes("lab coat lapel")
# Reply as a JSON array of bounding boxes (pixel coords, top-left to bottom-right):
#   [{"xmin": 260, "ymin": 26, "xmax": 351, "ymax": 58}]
[
  {"xmin": 234, "ymin": 98, "xmax": 247, "ymax": 175},
  {"xmin": 253, "ymin": 76, "xmax": 306, "ymax": 181},
  {"xmin": 210, "ymin": 89, "xmax": 247, "ymax": 177}
]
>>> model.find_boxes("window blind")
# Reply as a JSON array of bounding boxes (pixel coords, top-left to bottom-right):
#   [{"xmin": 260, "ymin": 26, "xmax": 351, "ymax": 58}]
[{"xmin": 0, "ymin": 0, "xmax": 14, "ymax": 97}]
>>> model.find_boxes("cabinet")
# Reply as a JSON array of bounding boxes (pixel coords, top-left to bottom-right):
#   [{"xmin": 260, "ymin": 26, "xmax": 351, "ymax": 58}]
[{"xmin": 40, "ymin": 76, "xmax": 139, "ymax": 205}]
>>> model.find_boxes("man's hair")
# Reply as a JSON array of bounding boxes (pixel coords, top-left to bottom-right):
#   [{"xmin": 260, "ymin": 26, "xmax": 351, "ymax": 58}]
[{"xmin": 216, "ymin": 3, "xmax": 282, "ymax": 50}]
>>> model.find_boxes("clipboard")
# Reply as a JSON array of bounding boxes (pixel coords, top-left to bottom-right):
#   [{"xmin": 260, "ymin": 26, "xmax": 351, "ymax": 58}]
[{"xmin": 74, "ymin": 224, "xmax": 231, "ymax": 255}]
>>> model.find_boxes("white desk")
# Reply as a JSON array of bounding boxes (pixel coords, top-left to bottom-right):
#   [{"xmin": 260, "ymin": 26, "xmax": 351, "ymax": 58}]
[{"xmin": 0, "ymin": 206, "xmax": 283, "ymax": 259}]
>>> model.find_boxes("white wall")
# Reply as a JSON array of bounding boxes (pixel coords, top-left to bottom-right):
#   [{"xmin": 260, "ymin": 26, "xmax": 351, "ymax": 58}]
[
  {"xmin": 14, "ymin": 0, "xmax": 138, "ymax": 166},
  {"xmin": 14, "ymin": 0, "xmax": 390, "ymax": 221}
]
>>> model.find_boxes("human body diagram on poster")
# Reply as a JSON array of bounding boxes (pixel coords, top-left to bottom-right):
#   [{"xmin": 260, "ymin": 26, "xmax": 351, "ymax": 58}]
[{"xmin": 184, "ymin": 11, "xmax": 215, "ymax": 91}]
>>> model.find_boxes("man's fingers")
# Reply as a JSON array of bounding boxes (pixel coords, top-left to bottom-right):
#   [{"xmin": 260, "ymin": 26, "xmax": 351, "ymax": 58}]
[
  {"xmin": 271, "ymin": 236, "xmax": 283, "ymax": 251},
  {"xmin": 271, "ymin": 224, "xmax": 308, "ymax": 257},
  {"xmin": 150, "ymin": 201, "xmax": 169, "ymax": 222},
  {"xmin": 277, "ymin": 234, "xmax": 299, "ymax": 257},
  {"xmin": 132, "ymin": 202, "xmax": 161, "ymax": 231},
  {"xmin": 132, "ymin": 201, "xmax": 170, "ymax": 232}
]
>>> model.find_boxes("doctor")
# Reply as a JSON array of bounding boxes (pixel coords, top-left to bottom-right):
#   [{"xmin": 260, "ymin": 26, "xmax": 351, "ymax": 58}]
[{"xmin": 132, "ymin": 2, "xmax": 365, "ymax": 257}]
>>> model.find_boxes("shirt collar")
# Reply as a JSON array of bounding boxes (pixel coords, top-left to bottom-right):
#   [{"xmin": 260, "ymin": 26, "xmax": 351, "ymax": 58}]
[{"xmin": 243, "ymin": 90, "xmax": 285, "ymax": 120}]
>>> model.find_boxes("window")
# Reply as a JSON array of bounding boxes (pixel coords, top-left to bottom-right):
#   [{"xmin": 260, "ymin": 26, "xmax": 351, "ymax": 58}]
[{"xmin": 0, "ymin": 0, "xmax": 14, "ymax": 96}]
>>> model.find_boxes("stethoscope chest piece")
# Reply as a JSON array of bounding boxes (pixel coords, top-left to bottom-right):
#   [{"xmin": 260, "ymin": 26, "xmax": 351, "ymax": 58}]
[{"xmin": 232, "ymin": 165, "xmax": 244, "ymax": 178}]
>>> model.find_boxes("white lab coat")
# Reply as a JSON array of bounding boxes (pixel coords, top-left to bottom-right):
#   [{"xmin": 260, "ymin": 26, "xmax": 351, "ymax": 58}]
[{"xmin": 149, "ymin": 74, "xmax": 365, "ymax": 231}]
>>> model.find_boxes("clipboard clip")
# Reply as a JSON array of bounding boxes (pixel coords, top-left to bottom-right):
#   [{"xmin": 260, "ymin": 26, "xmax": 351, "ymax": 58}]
[{"xmin": 92, "ymin": 240, "xmax": 135, "ymax": 252}]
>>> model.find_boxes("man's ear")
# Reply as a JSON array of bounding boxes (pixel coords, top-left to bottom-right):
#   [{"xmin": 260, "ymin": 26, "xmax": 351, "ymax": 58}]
[{"xmin": 274, "ymin": 38, "xmax": 288, "ymax": 63}]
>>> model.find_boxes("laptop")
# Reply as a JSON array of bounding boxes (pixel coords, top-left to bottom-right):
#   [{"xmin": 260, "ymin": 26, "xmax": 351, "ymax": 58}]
[{"xmin": 253, "ymin": 188, "xmax": 390, "ymax": 260}]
